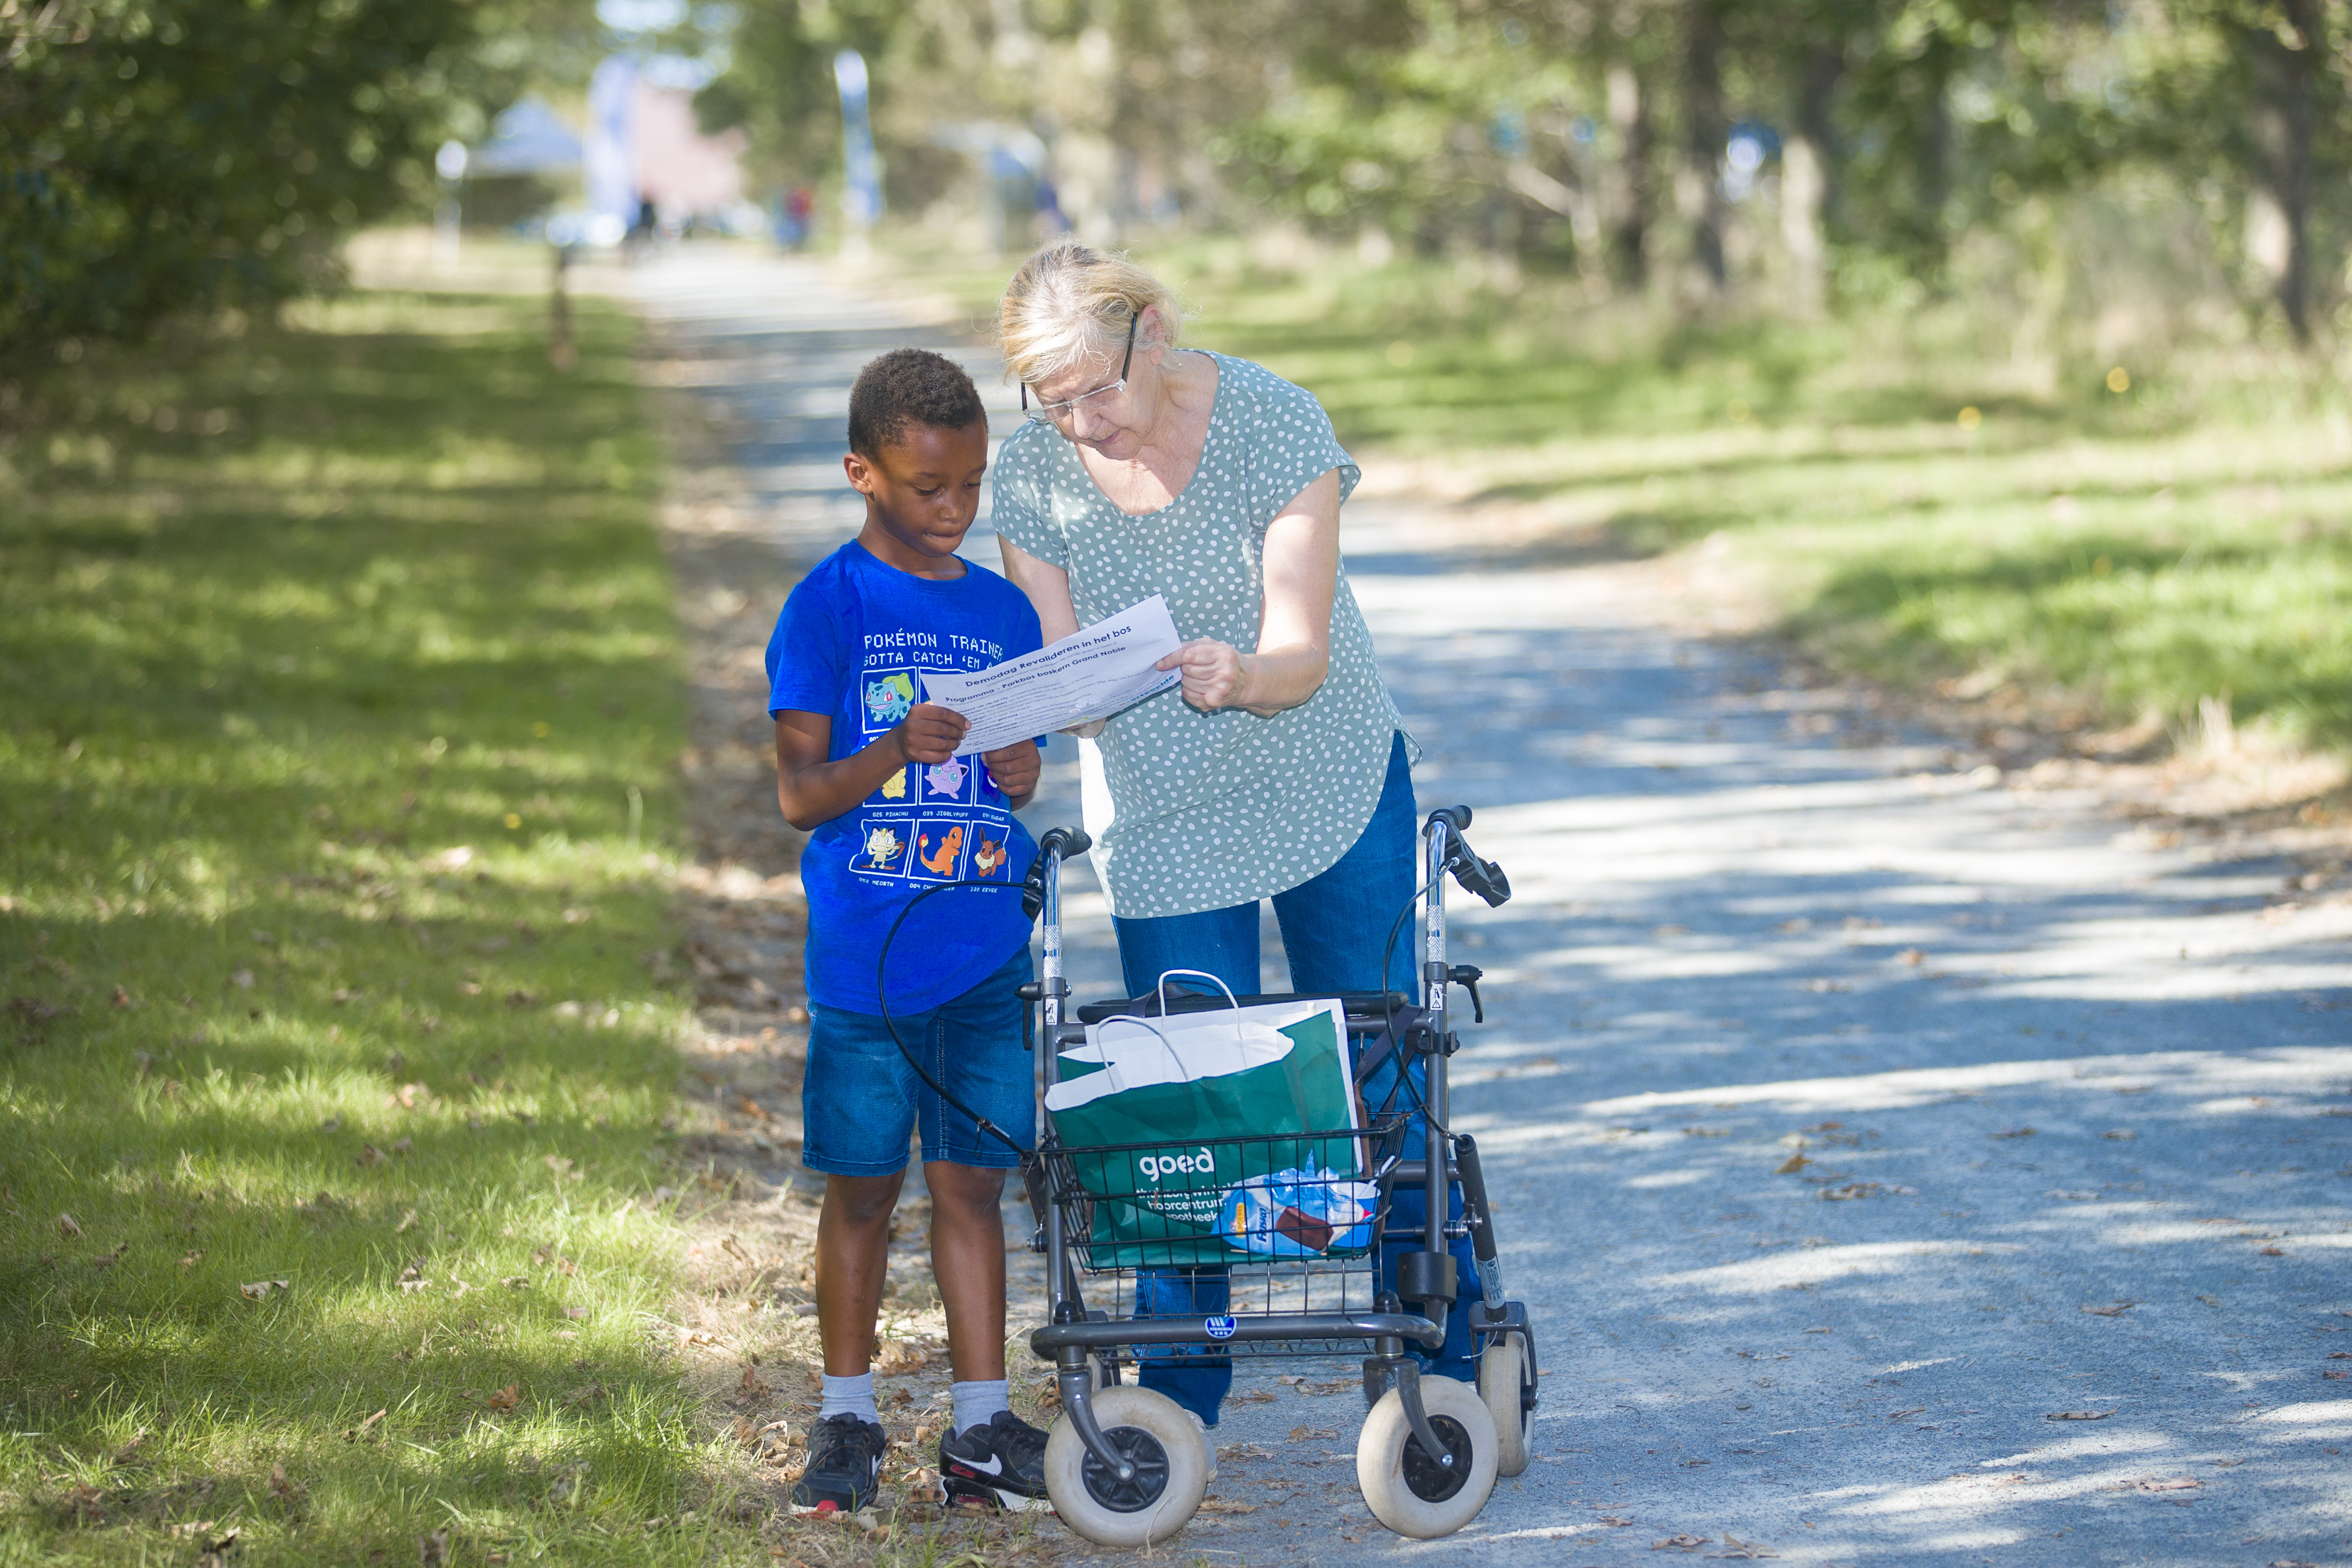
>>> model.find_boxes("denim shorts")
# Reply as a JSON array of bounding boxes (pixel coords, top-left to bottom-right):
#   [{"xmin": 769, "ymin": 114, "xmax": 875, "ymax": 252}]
[{"xmin": 801, "ymin": 946, "xmax": 1035, "ymax": 1176}]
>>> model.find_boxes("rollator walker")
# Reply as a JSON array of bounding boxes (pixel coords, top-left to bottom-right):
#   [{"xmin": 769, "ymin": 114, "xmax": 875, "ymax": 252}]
[{"xmin": 1014, "ymin": 807, "xmax": 1538, "ymax": 1545}]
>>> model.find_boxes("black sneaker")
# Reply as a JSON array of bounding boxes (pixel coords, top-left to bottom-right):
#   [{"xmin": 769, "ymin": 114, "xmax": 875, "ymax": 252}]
[
  {"xmin": 790, "ymin": 1412, "xmax": 886, "ymax": 1515},
  {"xmin": 938, "ymin": 1410, "xmax": 1052, "ymax": 1512}
]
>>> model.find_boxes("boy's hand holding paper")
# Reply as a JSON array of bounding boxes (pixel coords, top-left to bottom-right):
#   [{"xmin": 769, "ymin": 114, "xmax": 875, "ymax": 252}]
[{"xmin": 917, "ymin": 596, "xmax": 1182, "ymax": 756}]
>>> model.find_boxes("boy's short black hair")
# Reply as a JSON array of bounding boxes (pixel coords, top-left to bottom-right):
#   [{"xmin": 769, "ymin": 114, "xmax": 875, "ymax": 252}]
[{"xmin": 847, "ymin": 348, "xmax": 987, "ymax": 459}]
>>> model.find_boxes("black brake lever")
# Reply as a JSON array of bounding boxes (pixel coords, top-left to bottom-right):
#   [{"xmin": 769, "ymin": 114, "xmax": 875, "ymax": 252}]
[
  {"xmin": 1449, "ymin": 845, "xmax": 1511, "ymax": 908},
  {"xmin": 1428, "ymin": 806, "xmax": 1510, "ymax": 908},
  {"xmin": 1020, "ymin": 826, "xmax": 1093, "ymax": 920},
  {"xmin": 1447, "ymin": 963, "xmax": 1486, "ymax": 1023}
]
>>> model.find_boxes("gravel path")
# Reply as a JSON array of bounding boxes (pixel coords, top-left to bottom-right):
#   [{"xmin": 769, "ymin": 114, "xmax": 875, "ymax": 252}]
[{"xmin": 626, "ymin": 248, "xmax": 2352, "ymax": 1568}]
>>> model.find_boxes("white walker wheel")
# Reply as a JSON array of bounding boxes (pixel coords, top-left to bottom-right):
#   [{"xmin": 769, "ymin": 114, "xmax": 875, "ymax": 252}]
[
  {"xmin": 1043, "ymin": 1386, "xmax": 1210, "ymax": 1548},
  {"xmin": 1479, "ymin": 1332, "xmax": 1534, "ymax": 1477},
  {"xmin": 1355, "ymin": 1375, "xmax": 1499, "ymax": 1540}
]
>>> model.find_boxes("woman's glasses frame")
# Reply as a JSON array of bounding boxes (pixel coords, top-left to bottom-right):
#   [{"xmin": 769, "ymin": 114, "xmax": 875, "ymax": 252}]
[{"xmin": 1021, "ymin": 310, "xmax": 1138, "ymax": 424}]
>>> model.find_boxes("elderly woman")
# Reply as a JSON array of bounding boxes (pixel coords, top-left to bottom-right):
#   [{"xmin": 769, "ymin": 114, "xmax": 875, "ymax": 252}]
[{"xmin": 989, "ymin": 241, "xmax": 1473, "ymax": 1426}]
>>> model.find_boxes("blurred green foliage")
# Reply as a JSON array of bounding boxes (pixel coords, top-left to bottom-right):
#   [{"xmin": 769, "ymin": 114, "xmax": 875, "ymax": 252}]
[
  {"xmin": 711, "ymin": 0, "xmax": 2352, "ymax": 345},
  {"xmin": 0, "ymin": 0, "xmax": 602, "ymax": 364}
]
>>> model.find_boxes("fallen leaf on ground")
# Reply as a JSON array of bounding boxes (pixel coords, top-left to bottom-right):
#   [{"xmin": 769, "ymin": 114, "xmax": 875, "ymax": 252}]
[
  {"xmin": 1820, "ymin": 1182, "xmax": 1891, "ymax": 1200},
  {"xmin": 487, "ymin": 1383, "xmax": 520, "ymax": 1410},
  {"xmin": 1888, "ymin": 1408, "xmax": 1925, "ymax": 1419},
  {"xmin": 56, "ymin": 1213, "xmax": 83, "ymax": 1239},
  {"xmin": 2132, "ymin": 1477, "xmax": 2200, "ymax": 1492},
  {"xmin": 1287, "ymin": 1426, "xmax": 1336, "ymax": 1441},
  {"xmin": 1217, "ymin": 1443, "xmax": 1275, "ymax": 1461},
  {"xmin": 1599, "ymin": 1514, "xmax": 1635, "ymax": 1526},
  {"xmin": 1230, "ymin": 1387, "xmax": 1277, "ymax": 1404},
  {"xmin": 179, "ymin": 1250, "xmax": 203, "ymax": 1268},
  {"xmin": 566, "ymin": 1383, "xmax": 606, "ymax": 1405},
  {"xmin": 356, "ymin": 1145, "xmax": 384, "ymax": 1167},
  {"xmin": 874, "ymin": 1339, "xmax": 927, "ymax": 1374},
  {"xmin": 2080, "ymin": 1302, "xmax": 2136, "ymax": 1316},
  {"xmin": 1713, "ymin": 1535, "xmax": 1779, "ymax": 1559},
  {"xmin": 1653, "ymin": 1535, "xmax": 1708, "ymax": 1551},
  {"xmin": 346, "ymin": 1408, "xmax": 386, "ymax": 1440},
  {"xmin": 1275, "ymin": 1374, "xmax": 1308, "ymax": 1385},
  {"xmin": 503, "ymin": 1276, "xmax": 530, "ymax": 1289},
  {"xmin": 239, "ymin": 1278, "xmax": 290, "ymax": 1301},
  {"xmin": 2260, "ymin": 1246, "xmax": 2286, "ymax": 1256},
  {"xmin": 1198, "ymin": 1499, "xmax": 1259, "ymax": 1514},
  {"xmin": 1896, "ymin": 948, "xmax": 1926, "ymax": 966},
  {"xmin": 2046, "ymin": 1409, "xmax": 2114, "ymax": 1420}
]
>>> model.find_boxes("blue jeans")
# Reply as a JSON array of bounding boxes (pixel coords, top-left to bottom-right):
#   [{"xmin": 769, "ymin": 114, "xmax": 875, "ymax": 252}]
[
  {"xmin": 802, "ymin": 948, "xmax": 1035, "ymax": 1175},
  {"xmin": 1110, "ymin": 734, "xmax": 1478, "ymax": 1426}
]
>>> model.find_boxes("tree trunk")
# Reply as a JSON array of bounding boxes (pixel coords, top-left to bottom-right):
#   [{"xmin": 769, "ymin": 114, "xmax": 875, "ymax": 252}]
[
  {"xmin": 1604, "ymin": 62, "xmax": 1652, "ymax": 288},
  {"xmin": 2249, "ymin": 0, "xmax": 2322, "ymax": 341},
  {"xmin": 1781, "ymin": 135, "xmax": 1827, "ymax": 318},
  {"xmin": 1678, "ymin": 0, "xmax": 1728, "ymax": 291},
  {"xmin": 1781, "ymin": 41, "xmax": 1842, "ymax": 319}
]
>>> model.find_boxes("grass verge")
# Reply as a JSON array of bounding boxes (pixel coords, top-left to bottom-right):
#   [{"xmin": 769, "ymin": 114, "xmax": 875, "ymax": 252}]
[
  {"xmin": 0, "ymin": 287, "xmax": 771, "ymax": 1563},
  {"xmin": 882, "ymin": 234, "xmax": 2352, "ymax": 761}
]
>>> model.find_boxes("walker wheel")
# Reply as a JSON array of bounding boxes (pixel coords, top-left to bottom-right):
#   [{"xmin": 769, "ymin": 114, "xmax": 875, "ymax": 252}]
[
  {"xmin": 1043, "ymin": 1386, "xmax": 1208, "ymax": 1547},
  {"xmin": 1355, "ymin": 1376, "xmax": 1498, "ymax": 1539},
  {"xmin": 1479, "ymin": 1330, "xmax": 1535, "ymax": 1477}
]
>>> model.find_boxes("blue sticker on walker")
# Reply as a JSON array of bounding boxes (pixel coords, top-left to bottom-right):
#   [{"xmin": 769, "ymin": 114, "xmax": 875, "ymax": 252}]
[{"xmin": 1203, "ymin": 1315, "xmax": 1237, "ymax": 1341}]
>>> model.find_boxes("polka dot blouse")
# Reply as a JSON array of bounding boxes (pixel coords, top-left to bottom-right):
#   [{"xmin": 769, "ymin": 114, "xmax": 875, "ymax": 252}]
[{"xmin": 990, "ymin": 352, "xmax": 1415, "ymax": 920}]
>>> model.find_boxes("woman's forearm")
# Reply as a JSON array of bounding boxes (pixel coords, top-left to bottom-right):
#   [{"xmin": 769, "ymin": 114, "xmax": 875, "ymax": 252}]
[{"xmin": 1235, "ymin": 643, "xmax": 1329, "ymax": 715}]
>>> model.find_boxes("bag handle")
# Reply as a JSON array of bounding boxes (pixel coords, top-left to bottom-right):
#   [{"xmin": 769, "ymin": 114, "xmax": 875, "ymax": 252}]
[
  {"xmin": 1154, "ymin": 967, "xmax": 1236, "ymax": 1010},
  {"xmin": 1087, "ymin": 1014, "xmax": 1194, "ymax": 1083},
  {"xmin": 1086, "ymin": 969, "xmax": 1245, "ymax": 1084},
  {"xmin": 1154, "ymin": 968, "xmax": 1244, "ymax": 1046}
]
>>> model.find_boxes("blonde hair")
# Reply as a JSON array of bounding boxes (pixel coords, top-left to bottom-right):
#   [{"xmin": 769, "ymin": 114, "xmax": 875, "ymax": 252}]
[{"xmin": 997, "ymin": 241, "xmax": 1184, "ymax": 388}]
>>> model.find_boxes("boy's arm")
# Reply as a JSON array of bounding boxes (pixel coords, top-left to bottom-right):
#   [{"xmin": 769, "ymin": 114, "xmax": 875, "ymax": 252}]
[{"xmin": 774, "ymin": 705, "xmax": 970, "ymax": 831}]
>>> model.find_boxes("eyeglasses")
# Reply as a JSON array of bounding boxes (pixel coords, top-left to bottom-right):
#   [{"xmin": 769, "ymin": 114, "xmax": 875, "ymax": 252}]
[{"xmin": 1022, "ymin": 310, "xmax": 1137, "ymax": 424}]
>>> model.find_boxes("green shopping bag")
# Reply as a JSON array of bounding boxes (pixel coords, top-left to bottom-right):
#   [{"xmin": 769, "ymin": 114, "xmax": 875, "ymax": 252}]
[{"xmin": 1044, "ymin": 997, "xmax": 1363, "ymax": 1268}]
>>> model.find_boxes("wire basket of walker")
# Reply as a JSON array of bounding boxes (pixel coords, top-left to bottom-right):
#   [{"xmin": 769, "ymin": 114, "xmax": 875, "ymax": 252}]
[{"xmin": 1040, "ymin": 983, "xmax": 1402, "ymax": 1293}]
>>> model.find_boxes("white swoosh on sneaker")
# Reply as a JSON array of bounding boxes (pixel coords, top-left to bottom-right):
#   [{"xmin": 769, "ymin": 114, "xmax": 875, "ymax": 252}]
[{"xmin": 953, "ymin": 1452, "xmax": 1005, "ymax": 1476}]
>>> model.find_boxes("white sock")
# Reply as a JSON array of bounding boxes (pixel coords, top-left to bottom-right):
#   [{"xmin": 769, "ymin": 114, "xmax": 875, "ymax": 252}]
[
  {"xmin": 821, "ymin": 1371, "xmax": 877, "ymax": 1425},
  {"xmin": 952, "ymin": 1378, "xmax": 1009, "ymax": 1435}
]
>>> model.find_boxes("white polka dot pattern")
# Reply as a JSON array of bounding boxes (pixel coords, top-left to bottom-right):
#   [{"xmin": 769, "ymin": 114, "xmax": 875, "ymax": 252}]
[{"xmin": 991, "ymin": 353, "xmax": 1417, "ymax": 919}]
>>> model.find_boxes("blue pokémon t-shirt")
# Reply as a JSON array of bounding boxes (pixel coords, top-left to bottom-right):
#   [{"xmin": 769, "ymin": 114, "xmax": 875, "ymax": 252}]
[{"xmin": 765, "ymin": 541, "xmax": 1044, "ymax": 1015}]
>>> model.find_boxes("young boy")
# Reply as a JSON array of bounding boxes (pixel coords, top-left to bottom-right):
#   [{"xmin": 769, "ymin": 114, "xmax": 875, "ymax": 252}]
[{"xmin": 764, "ymin": 348, "xmax": 1049, "ymax": 1514}]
